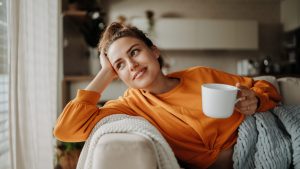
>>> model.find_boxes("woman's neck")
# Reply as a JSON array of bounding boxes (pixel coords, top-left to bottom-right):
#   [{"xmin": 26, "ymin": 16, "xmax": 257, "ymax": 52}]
[{"xmin": 147, "ymin": 74, "xmax": 180, "ymax": 95}]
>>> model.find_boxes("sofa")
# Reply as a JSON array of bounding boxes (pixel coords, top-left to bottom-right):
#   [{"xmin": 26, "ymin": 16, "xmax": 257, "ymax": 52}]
[{"xmin": 83, "ymin": 76, "xmax": 300, "ymax": 169}]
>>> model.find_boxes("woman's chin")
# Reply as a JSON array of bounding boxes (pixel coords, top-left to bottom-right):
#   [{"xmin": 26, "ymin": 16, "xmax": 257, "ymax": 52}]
[
  {"xmin": 131, "ymin": 79, "xmax": 154, "ymax": 90},
  {"xmin": 128, "ymin": 68, "xmax": 161, "ymax": 90}
]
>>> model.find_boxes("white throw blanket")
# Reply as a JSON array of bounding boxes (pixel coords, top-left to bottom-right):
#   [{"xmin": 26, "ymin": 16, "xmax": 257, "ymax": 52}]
[{"xmin": 76, "ymin": 114, "xmax": 181, "ymax": 169}]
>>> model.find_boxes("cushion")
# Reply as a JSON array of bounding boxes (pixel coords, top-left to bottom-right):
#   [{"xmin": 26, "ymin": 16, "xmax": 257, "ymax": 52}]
[{"xmin": 277, "ymin": 77, "xmax": 300, "ymax": 105}]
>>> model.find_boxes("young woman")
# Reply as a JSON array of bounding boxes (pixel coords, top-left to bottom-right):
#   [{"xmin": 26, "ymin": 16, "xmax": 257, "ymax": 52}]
[{"xmin": 54, "ymin": 22, "xmax": 281, "ymax": 169}]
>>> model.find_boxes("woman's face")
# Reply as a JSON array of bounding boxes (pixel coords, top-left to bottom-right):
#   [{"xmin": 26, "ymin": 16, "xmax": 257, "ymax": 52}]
[{"xmin": 107, "ymin": 37, "xmax": 162, "ymax": 90}]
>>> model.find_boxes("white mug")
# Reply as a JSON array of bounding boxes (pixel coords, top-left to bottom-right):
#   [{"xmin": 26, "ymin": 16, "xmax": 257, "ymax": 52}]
[{"xmin": 201, "ymin": 83, "xmax": 239, "ymax": 118}]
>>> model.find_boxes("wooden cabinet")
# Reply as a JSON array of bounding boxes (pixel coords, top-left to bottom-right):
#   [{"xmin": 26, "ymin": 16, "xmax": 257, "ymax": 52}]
[
  {"xmin": 281, "ymin": 0, "xmax": 300, "ymax": 32},
  {"xmin": 131, "ymin": 18, "xmax": 258, "ymax": 50}
]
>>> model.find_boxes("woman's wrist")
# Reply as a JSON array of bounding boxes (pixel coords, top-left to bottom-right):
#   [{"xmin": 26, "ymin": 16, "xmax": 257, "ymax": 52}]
[
  {"xmin": 99, "ymin": 68, "xmax": 117, "ymax": 80},
  {"xmin": 85, "ymin": 68, "xmax": 117, "ymax": 93}
]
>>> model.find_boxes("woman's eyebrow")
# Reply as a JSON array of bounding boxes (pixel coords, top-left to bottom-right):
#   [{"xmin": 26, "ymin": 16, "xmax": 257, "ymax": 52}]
[
  {"xmin": 126, "ymin": 44, "xmax": 139, "ymax": 55},
  {"xmin": 113, "ymin": 58, "xmax": 122, "ymax": 66},
  {"xmin": 112, "ymin": 43, "xmax": 140, "ymax": 66}
]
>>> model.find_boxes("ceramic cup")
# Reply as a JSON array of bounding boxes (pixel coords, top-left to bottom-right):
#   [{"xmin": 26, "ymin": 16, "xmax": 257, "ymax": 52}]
[{"xmin": 201, "ymin": 83, "xmax": 239, "ymax": 118}]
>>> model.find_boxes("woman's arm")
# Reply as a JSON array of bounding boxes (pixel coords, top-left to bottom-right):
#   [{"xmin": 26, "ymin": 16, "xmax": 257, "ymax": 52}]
[
  {"xmin": 53, "ymin": 52, "xmax": 127, "ymax": 142},
  {"xmin": 250, "ymin": 79, "xmax": 282, "ymax": 112},
  {"xmin": 234, "ymin": 80, "xmax": 281, "ymax": 115},
  {"xmin": 85, "ymin": 51, "xmax": 117, "ymax": 93},
  {"xmin": 199, "ymin": 67, "xmax": 281, "ymax": 114}
]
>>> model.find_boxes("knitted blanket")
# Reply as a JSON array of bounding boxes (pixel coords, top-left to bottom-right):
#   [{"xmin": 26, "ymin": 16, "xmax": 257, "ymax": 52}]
[
  {"xmin": 76, "ymin": 114, "xmax": 181, "ymax": 169},
  {"xmin": 233, "ymin": 105, "xmax": 300, "ymax": 169}
]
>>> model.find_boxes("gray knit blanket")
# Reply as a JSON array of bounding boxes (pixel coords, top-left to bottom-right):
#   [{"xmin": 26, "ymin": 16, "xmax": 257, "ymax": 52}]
[{"xmin": 233, "ymin": 105, "xmax": 300, "ymax": 169}]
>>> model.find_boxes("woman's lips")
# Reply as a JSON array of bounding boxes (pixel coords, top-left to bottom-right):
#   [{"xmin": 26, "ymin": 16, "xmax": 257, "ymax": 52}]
[{"xmin": 133, "ymin": 67, "xmax": 147, "ymax": 80}]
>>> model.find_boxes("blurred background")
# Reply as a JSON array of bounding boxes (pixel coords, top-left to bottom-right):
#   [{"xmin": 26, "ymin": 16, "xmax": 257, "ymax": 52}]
[
  {"xmin": 0, "ymin": 0, "xmax": 299, "ymax": 169},
  {"xmin": 60, "ymin": 0, "xmax": 300, "ymax": 107},
  {"xmin": 60, "ymin": 1, "xmax": 300, "ymax": 166}
]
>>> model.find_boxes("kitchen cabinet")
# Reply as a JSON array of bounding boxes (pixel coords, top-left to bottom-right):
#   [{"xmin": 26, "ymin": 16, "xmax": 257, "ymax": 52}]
[
  {"xmin": 281, "ymin": 0, "xmax": 300, "ymax": 32},
  {"xmin": 155, "ymin": 19, "xmax": 198, "ymax": 49},
  {"xmin": 234, "ymin": 21, "xmax": 258, "ymax": 49},
  {"xmin": 131, "ymin": 18, "xmax": 258, "ymax": 50},
  {"xmin": 195, "ymin": 20, "xmax": 236, "ymax": 49}
]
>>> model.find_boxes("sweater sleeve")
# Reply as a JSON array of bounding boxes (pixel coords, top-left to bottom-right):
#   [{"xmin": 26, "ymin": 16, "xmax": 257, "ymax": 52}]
[
  {"xmin": 250, "ymin": 80, "xmax": 282, "ymax": 112},
  {"xmin": 198, "ymin": 67, "xmax": 282, "ymax": 112},
  {"xmin": 53, "ymin": 89, "xmax": 136, "ymax": 142}
]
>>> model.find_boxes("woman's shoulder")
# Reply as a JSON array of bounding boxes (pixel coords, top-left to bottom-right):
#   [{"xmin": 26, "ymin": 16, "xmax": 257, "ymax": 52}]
[
  {"xmin": 114, "ymin": 88, "xmax": 144, "ymax": 104},
  {"xmin": 185, "ymin": 66, "xmax": 215, "ymax": 73}
]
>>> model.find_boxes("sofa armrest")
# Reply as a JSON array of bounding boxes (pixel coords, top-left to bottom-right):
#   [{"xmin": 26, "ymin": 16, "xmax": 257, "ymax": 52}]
[
  {"xmin": 253, "ymin": 76, "xmax": 300, "ymax": 105},
  {"xmin": 278, "ymin": 77, "xmax": 300, "ymax": 105},
  {"xmin": 92, "ymin": 133, "xmax": 158, "ymax": 169}
]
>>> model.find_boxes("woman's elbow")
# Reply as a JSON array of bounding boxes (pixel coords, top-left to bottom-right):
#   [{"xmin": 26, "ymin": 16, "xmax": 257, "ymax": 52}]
[
  {"xmin": 53, "ymin": 125, "xmax": 68, "ymax": 141},
  {"xmin": 53, "ymin": 125, "xmax": 87, "ymax": 142}
]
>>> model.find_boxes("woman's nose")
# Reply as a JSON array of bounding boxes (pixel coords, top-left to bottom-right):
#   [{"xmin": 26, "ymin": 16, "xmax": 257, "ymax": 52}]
[{"xmin": 128, "ymin": 59, "xmax": 139, "ymax": 71}]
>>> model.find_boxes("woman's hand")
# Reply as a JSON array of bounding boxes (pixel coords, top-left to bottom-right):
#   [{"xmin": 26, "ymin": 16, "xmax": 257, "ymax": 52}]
[
  {"xmin": 99, "ymin": 50, "xmax": 118, "ymax": 80},
  {"xmin": 85, "ymin": 51, "xmax": 118, "ymax": 93},
  {"xmin": 235, "ymin": 83, "xmax": 259, "ymax": 115}
]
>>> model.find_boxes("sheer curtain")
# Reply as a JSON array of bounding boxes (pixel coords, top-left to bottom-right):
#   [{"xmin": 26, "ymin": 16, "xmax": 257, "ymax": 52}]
[
  {"xmin": 0, "ymin": 0, "xmax": 11, "ymax": 168},
  {"xmin": 9, "ymin": 0, "xmax": 58, "ymax": 169}
]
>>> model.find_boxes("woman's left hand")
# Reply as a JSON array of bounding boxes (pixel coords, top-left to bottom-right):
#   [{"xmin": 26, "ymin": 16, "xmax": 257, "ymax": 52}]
[{"xmin": 235, "ymin": 83, "xmax": 259, "ymax": 115}]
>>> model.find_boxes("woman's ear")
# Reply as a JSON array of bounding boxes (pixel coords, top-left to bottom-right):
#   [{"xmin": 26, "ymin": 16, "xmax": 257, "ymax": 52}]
[{"xmin": 151, "ymin": 45, "xmax": 160, "ymax": 59}]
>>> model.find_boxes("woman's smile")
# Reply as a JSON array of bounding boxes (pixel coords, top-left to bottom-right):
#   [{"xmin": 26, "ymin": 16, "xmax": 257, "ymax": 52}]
[{"xmin": 133, "ymin": 67, "xmax": 147, "ymax": 80}]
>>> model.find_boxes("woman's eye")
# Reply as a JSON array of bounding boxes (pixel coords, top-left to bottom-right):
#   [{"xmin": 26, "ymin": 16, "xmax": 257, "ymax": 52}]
[
  {"xmin": 130, "ymin": 49, "xmax": 139, "ymax": 56},
  {"xmin": 116, "ymin": 62, "xmax": 125, "ymax": 70}
]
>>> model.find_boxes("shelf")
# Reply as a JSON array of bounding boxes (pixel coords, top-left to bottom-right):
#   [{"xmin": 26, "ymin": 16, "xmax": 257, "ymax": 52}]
[
  {"xmin": 62, "ymin": 10, "xmax": 87, "ymax": 17},
  {"xmin": 63, "ymin": 75, "xmax": 94, "ymax": 82}
]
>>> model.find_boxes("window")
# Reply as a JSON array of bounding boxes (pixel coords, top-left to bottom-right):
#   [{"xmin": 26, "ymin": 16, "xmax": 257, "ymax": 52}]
[{"xmin": 0, "ymin": 0, "xmax": 11, "ymax": 168}]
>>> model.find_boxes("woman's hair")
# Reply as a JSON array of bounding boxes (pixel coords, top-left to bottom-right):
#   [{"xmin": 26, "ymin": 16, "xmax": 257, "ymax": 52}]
[{"xmin": 98, "ymin": 22, "xmax": 164, "ymax": 68}]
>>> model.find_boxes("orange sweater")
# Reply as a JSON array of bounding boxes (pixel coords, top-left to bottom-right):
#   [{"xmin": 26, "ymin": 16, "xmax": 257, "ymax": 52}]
[{"xmin": 54, "ymin": 66, "xmax": 281, "ymax": 168}]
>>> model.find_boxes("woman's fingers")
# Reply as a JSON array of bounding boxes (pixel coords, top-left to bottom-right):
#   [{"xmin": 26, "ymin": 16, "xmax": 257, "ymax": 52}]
[
  {"xmin": 236, "ymin": 83, "xmax": 255, "ymax": 98},
  {"xmin": 99, "ymin": 50, "xmax": 118, "ymax": 79},
  {"xmin": 235, "ymin": 83, "xmax": 258, "ymax": 115},
  {"xmin": 236, "ymin": 96, "xmax": 258, "ymax": 107},
  {"xmin": 99, "ymin": 51, "xmax": 111, "ymax": 67},
  {"xmin": 238, "ymin": 102, "xmax": 257, "ymax": 112}
]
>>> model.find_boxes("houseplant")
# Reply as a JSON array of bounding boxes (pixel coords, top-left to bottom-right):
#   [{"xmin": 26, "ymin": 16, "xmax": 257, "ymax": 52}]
[{"xmin": 55, "ymin": 141, "xmax": 85, "ymax": 169}]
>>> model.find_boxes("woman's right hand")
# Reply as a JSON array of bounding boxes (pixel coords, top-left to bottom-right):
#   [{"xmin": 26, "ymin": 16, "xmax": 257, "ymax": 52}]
[
  {"xmin": 99, "ymin": 51, "xmax": 118, "ymax": 80},
  {"xmin": 85, "ymin": 51, "xmax": 118, "ymax": 93}
]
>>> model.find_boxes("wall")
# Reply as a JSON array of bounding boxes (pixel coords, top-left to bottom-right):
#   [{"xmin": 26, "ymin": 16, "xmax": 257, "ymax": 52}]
[
  {"xmin": 70, "ymin": 0, "xmax": 282, "ymax": 100},
  {"xmin": 104, "ymin": 0, "xmax": 282, "ymax": 72}
]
